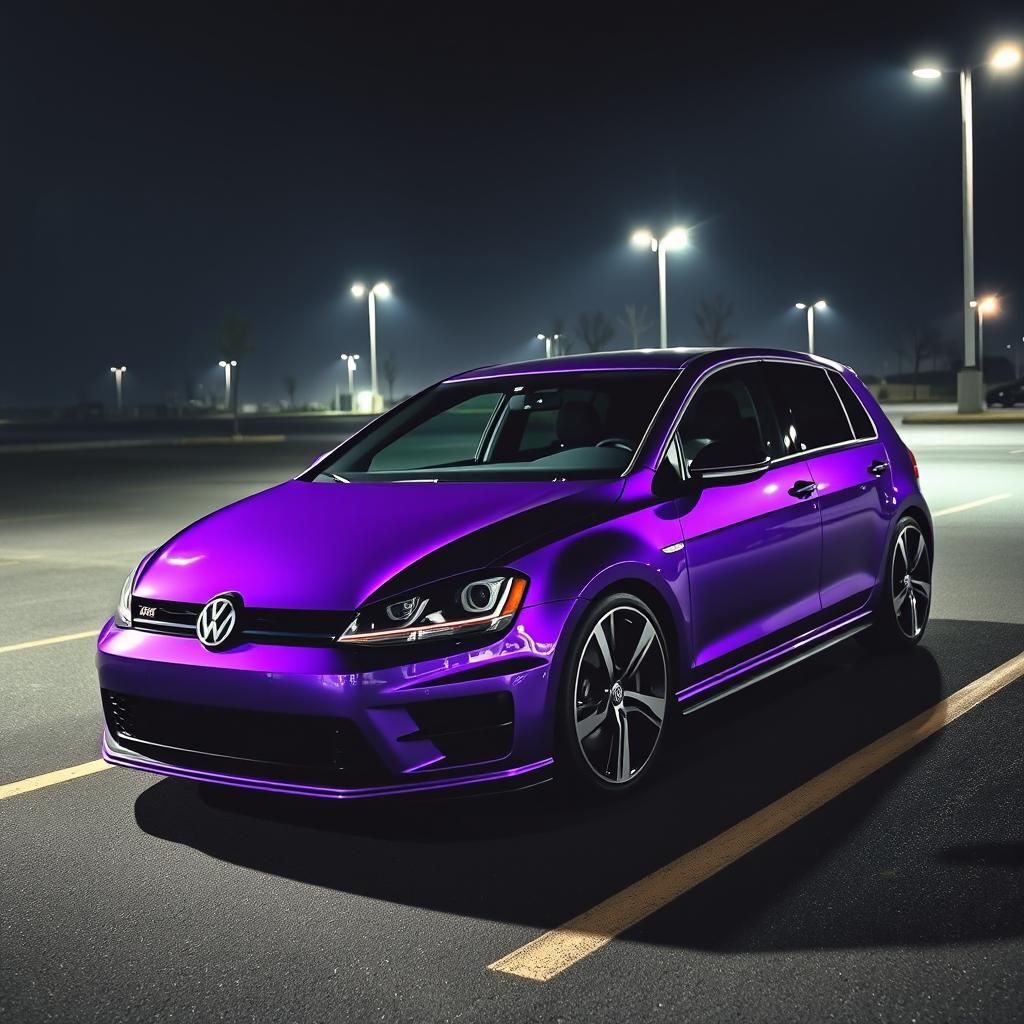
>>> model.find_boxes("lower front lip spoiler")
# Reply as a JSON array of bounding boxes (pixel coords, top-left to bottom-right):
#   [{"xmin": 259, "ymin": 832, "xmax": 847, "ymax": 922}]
[{"xmin": 100, "ymin": 730, "xmax": 554, "ymax": 801}]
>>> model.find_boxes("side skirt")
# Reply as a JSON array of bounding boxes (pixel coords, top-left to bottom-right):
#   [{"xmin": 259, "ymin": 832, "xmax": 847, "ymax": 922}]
[{"xmin": 677, "ymin": 613, "xmax": 872, "ymax": 716}]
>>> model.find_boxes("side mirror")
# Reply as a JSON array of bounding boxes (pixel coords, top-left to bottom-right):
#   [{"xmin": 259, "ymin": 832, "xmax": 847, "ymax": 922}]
[{"xmin": 689, "ymin": 439, "xmax": 769, "ymax": 480}]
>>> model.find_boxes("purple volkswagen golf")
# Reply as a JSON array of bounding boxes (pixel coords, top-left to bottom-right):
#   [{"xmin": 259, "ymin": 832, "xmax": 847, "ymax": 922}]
[{"xmin": 98, "ymin": 348, "xmax": 932, "ymax": 798}]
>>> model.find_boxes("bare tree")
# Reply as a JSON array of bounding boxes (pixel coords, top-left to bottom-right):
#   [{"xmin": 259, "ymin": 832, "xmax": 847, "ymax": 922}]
[
  {"xmin": 576, "ymin": 312, "xmax": 616, "ymax": 353},
  {"xmin": 618, "ymin": 304, "xmax": 654, "ymax": 348},
  {"xmin": 214, "ymin": 315, "xmax": 255, "ymax": 437},
  {"xmin": 381, "ymin": 350, "xmax": 398, "ymax": 404},
  {"xmin": 284, "ymin": 375, "xmax": 297, "ymax": 410},
  {"xmin": 694, "ymin": 295, "xmax": 736, "ymax": 346}
]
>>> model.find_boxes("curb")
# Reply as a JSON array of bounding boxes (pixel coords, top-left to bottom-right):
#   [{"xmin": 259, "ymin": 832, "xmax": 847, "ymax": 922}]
[{"xmin": 902, "ymin": 412, "xmax": 1024, "ymax": 424}]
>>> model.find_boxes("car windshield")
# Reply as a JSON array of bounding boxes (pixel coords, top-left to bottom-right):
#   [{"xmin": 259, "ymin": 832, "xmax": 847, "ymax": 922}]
[{"xmin": 312, "ymin": 370, "xmax": 677, "ymax": 482}]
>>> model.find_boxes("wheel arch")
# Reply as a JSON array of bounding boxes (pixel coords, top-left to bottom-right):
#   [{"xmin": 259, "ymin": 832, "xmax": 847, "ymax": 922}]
[
  {"xmin": 541, "ymin": 566, "xmax": 690, "ymax": 752},
  {"xmin": 896, "ymin": 501, "xmax": 934, "ymax": 561}
]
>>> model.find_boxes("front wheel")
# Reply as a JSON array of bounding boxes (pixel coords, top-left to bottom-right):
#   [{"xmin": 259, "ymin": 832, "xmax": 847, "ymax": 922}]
[
  {"xmin": 556, "ymin": 594, "xmax": 671, "ymax": 796},
  {"xmin": 859, "ymin": 516, "xmax": 932, "ymax": 651}
]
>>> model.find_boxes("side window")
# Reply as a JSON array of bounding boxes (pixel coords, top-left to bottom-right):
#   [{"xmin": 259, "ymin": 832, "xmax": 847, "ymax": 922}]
[
  {"xmin": 368, "ymin": 392, "xmax": 502, "ymax": 471},
  {"xmin": 761, "ymin": 362, "xmax": 852, "ymax": 455},
  {"xmin": 828, "ymin": 370, "xmax": 876, "ymax": 440},
  {"xmin": 676, "ymin": 364, "xmax": 782, "ymax": 471}
]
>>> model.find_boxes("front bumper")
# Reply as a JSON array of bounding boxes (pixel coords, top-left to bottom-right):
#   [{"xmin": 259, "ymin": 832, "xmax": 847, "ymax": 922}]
[{"xmin": 96, "ymin": 600, "xmax": 576, "ymax": 799}]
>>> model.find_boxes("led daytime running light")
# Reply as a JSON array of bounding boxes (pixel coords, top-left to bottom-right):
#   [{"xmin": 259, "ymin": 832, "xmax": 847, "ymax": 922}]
[{"xmin": 339, "ymin": 577, "xmax": 527, "ymax": 645}]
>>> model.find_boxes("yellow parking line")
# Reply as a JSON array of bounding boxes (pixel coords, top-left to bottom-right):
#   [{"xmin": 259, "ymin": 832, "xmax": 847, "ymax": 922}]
[
  {"xmin": 0, "ymin": 759, "xmax": 111, "ymax": 801},
  {"xmin": 0, "ymin": 630, "xmax": 96, "ymax": 655},
  {"xmin": 488, "ymin": 649, "xmax": 1024, "ymax": 982},
  {"xmin": 933, "ymin": 493, "xmax": 1011, "ymax": 518}
]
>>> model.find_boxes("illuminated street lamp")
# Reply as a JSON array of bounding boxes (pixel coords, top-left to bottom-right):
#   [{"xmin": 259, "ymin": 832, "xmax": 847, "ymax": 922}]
[
  {"xmin": 630, "ymin": 226, "xmax": 690, "ymax": 347},
  {"xmin": 109, "ymin": 365, "xmax": 126, "ymax": 414},
  {"xmin": 351, "ymin": 281, "xmax": 391, "ymax": 413},
  {"xmin": 912, "ymin": 41, "xmax": 1021, "ymax": 411},
  {"xmin": 218, "ymin": 359, "xmax": 237, "ymax": 410},
  {"xmin": 535, "ymin": 332, "xmax": 563, "ymax": 359},
  {"xmin": 969, "ymin": 295, "xmax": 999, "ymax": 373},
  {"xmin": 339, "ymin": 352, "xmax": 360, "ymax": 405},
  {"xmin": 794, "ymin": 300, "xmax": 827, "ymax": 355}
]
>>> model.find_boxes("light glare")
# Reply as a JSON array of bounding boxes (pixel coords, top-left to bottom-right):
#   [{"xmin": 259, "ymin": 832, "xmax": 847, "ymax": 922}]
[
  {"xmin": 814, "ymin": 299, "xmax": 828, "ymax": 310},
  {"xmin": 662, "ymin": 227, "xmax": 689, "ymax": 251},
  {"xmin": 350, "ymin": 282, "xmax": 366, "ymax": 298},
  {"xmin": 372, "ymin": 281, "xmax": 391, "ymax": 298},
  {"xmin": 630, "ymin": 228, "xmax": 654, "ymax": 249},
  {"xmin": 912, "ymin": 67, "xmax": 942, "ymax": 79},
  {"xmin": 991, "ymin": 45, "xmax": 1022, "ymax": 70},
  {"xmin": 795, "ymin": 303, "xmax": 807, "ymax": 310}
]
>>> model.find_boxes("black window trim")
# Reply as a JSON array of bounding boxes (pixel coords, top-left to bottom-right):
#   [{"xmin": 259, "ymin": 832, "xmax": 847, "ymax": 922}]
[
  {"xmin": 825, "ymin": 367, "xmax": 879, "ymax": 444},
  {"xmin": 825, "ymin": 369, "xmax": 856, "ymax": 439},
  {"xmin": 652, "ymin": 355, "xmax": 879, "ymax": 479}
]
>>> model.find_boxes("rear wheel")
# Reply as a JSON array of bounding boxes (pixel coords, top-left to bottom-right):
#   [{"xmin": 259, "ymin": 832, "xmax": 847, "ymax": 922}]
[
  {"xmin": 557, "ymin": 594, "xmax": 671, "ymax": 795},
  {"xmin": 859, "ymin": 516, "xmax": 932, "ymax": 651}
]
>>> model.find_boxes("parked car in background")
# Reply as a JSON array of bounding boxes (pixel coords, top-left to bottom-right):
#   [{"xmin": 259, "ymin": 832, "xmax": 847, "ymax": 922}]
[{"xmin": 986, "ymin": 378, "xmax": 1024, "ymax": 408}]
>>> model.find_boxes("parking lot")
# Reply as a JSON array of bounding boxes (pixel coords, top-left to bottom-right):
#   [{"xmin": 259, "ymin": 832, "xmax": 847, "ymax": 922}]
[{"xmin": 2, "ymin": 413, "xmax": 1023, "ymax": 1023}]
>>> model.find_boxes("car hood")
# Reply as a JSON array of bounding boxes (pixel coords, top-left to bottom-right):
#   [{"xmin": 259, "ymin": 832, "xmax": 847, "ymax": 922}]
[{"xmin": 136, "ymin": 477, "xmax": 622, "ymax": 610}]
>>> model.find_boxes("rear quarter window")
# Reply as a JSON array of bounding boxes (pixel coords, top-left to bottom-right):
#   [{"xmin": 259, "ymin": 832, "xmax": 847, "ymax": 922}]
[{"xmin": 827, "ymin": 370, "xmax": 876, "ymax": 440}]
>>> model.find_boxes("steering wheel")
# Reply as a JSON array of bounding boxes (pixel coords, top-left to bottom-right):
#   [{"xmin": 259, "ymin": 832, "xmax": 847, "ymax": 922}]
[{"xmin": 595, "ymin": 437, "xmax": 634, "ymax": 451}]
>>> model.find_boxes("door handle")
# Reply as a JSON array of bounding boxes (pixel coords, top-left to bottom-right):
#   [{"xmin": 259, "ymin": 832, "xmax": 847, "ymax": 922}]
[
  {"xmin": 788, "ymin": 480, "xmax": 817, "ymax": 499},
  {"xmin": 868, "ymin": 460, "xmax": 889, "ymax": 477}
]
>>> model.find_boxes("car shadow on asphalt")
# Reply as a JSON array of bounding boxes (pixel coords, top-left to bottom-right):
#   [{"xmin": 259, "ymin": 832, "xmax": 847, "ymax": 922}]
[{"xmin": 134, "ymin": 617, "xmax": 1024, "ymax": 949}]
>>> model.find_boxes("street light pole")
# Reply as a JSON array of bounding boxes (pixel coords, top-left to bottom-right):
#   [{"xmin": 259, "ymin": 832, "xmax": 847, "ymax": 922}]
[
  {"xmin": 961, "ymin": 68, "xmax": 978, "ymax": 390},
  {"xmin": 535, "ymin": 333, "xmax": 563, "ymax": 359},
  {"xmin": 970, "ymin": 296, "xmax": 999, "ymax": 377},
  {"xmin": 351, "ymin": 282, "xmax": 390, "ymax": 413},
  {"xmin": 631, "ymin": 227, "xmax": 690, "ymax": 348},
  {"xmin": 657, "ymin": 243, "xmax": 668, "ymax": 348},
  {"xmin": 794, "ymin": 300, "xmax": 827, "ymax": 355},
  {"xmin": 912, "ymin": 43, "xmax": 1020, "ymax": 412},
  {"xmin": 109, "ymin": 366, "xmax": 126, "ymax": 414},
  {"xmin": 218, "ymin": 359, "xmax": 236, "ymax": 410},
  {"xmin": 340, "ymin": 352, "xmax": 360, "ymax": 406}
]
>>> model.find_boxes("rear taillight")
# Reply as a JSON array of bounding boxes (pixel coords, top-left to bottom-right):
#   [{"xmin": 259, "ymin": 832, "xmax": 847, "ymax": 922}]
[{"xmin": 908, "ymin": 447, "xmax": 919, "ymax": 478}]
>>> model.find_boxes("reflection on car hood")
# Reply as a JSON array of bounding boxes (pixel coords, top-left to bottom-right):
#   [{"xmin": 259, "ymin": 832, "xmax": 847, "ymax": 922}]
[{"xmin": 136, "ymin": 478, "xmax": 622, "ymax": 610}]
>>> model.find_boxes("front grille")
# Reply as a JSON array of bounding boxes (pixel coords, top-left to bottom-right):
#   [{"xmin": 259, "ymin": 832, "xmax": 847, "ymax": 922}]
[
  {"xmin": 102, "ymin": 689, "xmax": 388, "ymax": 786},
  {"xmin": 130, "ymin": 597, "xmax": 352, "ymax": 646},
  {"xmin": 398, "ymin": 692, "xmax": 514, "ymax": 768}
]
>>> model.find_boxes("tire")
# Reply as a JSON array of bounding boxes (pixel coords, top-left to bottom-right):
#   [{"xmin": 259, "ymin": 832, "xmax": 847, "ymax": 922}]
[
  {"xmin": 858, "ymin": 515, "xmax": 932, "ymax": 652},
  {"xmin": 555, "ymin": 593, "xmax": 672, "ymax": 796}
]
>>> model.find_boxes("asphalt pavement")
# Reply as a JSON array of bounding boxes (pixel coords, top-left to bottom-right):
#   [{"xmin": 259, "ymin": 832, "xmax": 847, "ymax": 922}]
[{"xmin": 1, "ymin": 413, "xmax": 1022, "ymax": 1023}]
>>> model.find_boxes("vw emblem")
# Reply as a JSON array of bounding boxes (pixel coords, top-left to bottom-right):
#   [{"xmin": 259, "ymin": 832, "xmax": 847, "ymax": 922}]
[{"xmin": 196, "ymin": 593, "xmax": 242, "ymax": 650}]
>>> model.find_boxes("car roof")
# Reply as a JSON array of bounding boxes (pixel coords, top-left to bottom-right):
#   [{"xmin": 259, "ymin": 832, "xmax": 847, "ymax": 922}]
[{"xmin": 444, "ymin": 346, "xmax": 847, "ymax": 382}]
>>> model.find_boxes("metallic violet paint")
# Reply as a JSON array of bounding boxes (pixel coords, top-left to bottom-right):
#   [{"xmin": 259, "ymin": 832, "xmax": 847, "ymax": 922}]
[{"xmin": 97, "ymin": 348, "xmax": 930, "ymax": 799}]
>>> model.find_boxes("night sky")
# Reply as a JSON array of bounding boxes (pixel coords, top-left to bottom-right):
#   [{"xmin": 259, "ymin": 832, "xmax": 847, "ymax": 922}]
[{"xmin": 3, "ymin": 2, "xmax": 1023, "ymax": 410}]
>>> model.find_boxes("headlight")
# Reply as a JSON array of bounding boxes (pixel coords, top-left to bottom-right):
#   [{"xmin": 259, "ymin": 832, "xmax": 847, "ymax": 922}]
[
  {"xmin": 338, "ymin": 573, "xmax": 528, "ymax": 646},
  {"xmin": 114, "ymin": 567, "xmax": 135, "ymax": 628}
]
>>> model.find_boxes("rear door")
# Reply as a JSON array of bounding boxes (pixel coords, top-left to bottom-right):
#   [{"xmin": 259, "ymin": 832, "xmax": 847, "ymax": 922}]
[
  {"xmin": 676, "ymin": 362, "xmax": 823, "ymax": 673},
  {"xmin": 760, "ymin": 361, "xmax": 892, "ymax": 615}
]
